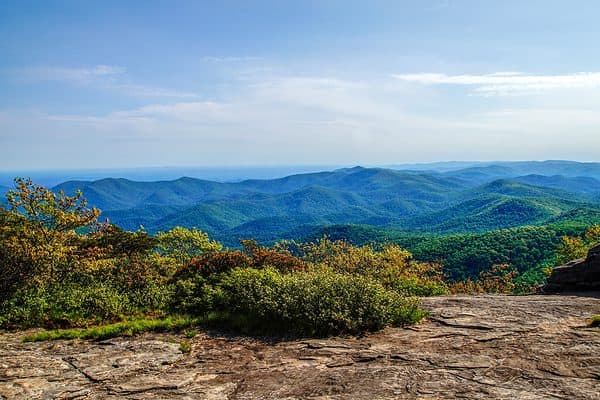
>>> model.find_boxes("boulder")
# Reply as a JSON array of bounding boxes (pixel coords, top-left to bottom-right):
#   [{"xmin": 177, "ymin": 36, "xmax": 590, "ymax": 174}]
[{"xmin": 541, "ymin": 243, "xmax": 600, "ymax": 293}]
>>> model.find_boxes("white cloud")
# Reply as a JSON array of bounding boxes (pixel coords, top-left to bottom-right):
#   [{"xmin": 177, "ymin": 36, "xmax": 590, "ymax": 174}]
[
  {"xmin": 8, "ymin": 65, "xmax": 199, "ymax": 99},
  {"xmin": 90, "ymin": 101, "xmax": 229, "ymax": 124},
  {"xmin": 3, "ymin": 71, "xmax": 600, "ymax": 169},
  {"xmin": 101, "ymin": 83, "xmax": 199, "ymax": 99},
  {"xmin": 393, "ymin": 71, "xmax": 600, "ymax": 95},
  {"xmin": 16, "ymin": 65, "xmax": 125, "ymax": 83}
]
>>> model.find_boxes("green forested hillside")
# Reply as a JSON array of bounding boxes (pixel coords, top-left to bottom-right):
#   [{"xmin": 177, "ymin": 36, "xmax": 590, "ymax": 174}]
[
  {"xmin": 402, "ymin": 195, "xmax": 585, "ymax": 234},
  {"xmin": 51, "ymin": 162, "xmax": 600, "ymax": 247},
  {"xmin": 306, "ymin": 224, "xmax": 570, "ymax": 288},
  {"xmin": 467, "ymin": 179, "xmax": 581, "ymax": 200},
  {"xmin": 440, "ymin": 161, "xmax": 600, "ymax": 183},
  {"xmin": 512, "ymin": 175, "xmax": 600, "ymax": 196},
  {"xmin": 2, "ymin": 170, "xmax": 600, "ymax": 337},
  {"xmin": 54, "ymin": 177, "xmax": 240, "ymax": 210},
  {"xmin": 546, "ymin": 207, "xmax": 600, "ymax": 229}
]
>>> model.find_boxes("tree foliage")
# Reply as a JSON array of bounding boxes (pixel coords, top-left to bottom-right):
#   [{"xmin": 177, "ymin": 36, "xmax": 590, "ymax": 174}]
[
  {"xmin": 156, "ymin": 226, "xmax": 222, "ymax": 265},
  {"xmin": 0, "ymin": 179, "xmax": 168, "ymax": 326},
  {"xmin": 556, "ymin": 225, "xmax": 600, "ymax": 264},
  {"xmin": 449, "ymin": 264, "xmax": 518, "ymax": 294},
  {"xmin": 0, "ymin": 178, "xmax": 103, "ymax": 300},
  {"xmin": 6, "ymin": 177, "xmax": 598, "ymax": 334}
]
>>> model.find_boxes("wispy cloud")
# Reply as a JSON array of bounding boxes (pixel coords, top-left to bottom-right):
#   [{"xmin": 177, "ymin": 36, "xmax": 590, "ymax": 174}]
[
  {"xmin": 393, "ymin": 72, "xmax": 600, "ymax": 96},
  {"xmin": 9, "ymin": 65, "xmax": 199, "ymax": 99},
  {"xmin": 34, "ymin": 75, "xmax": 506, "ymax": 144},
  {"xmin": 102, "ymin": 83, "xmax": 199, "ymax": 99},
  {"xmin": 48, "ymin": 101, "xmax": 229, "ymax": 126},
  {"xmin": 4, "ymin": 70, "xmax": 600, "ymax": 168},
  {"xmin": 15, "ymin": 65, "xmax": 125, "ymax": 84}
]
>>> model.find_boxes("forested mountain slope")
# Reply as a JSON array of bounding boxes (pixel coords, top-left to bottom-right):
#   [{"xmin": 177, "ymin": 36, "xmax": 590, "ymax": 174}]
[{"xmin": 51, "ymin": 162, "xmax": 600, "ymax": 246}]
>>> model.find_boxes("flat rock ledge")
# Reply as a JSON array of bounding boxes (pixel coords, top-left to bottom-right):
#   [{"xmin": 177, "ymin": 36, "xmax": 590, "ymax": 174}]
[{"xmin": 1, "ymin": 294, "xmax": 599, "ymax": 399}]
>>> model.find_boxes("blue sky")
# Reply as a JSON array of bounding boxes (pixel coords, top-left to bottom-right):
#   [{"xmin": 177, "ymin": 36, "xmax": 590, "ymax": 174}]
[{"xmin": 2, "ymin": 0, "xmax": 600, "ymax": 169}]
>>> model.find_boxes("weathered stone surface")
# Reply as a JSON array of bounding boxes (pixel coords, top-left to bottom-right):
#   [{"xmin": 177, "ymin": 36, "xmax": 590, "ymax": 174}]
[
  {"xmin": 542, "ymin": 244, "xmax": 600, "ymax": 292},
  {"xmin": 1, "ymin": 294, "xmax": 599, "ymax": 399}
]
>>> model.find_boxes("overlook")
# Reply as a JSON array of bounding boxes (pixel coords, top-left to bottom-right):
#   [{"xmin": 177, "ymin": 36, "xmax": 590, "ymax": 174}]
[{"xmin": 2, "ymin": 1, "xmax": 600, "ymax": 398}]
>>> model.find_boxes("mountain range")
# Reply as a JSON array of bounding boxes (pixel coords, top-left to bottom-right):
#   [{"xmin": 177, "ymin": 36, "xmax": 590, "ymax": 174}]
[{"xmin": 48, "ymin": 161, "xmax": 600, "ymax": 246}]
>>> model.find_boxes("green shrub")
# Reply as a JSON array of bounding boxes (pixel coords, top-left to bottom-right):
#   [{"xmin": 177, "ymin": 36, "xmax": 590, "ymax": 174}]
[
  {"xmin": 390, "ymin": 277, "xmax": 449, "ymax": 296},
  {"xmin": 179, "ymin": 241, "xmax": 305, "ymax": 280},
  {"xmin": 294, "ymin": 239, "xmax": 448, "ymax": 296},
  {"xmin": 0, "ymin": 278, "xmax": 173, "ymax": 329},
  {"xmin": 1, "ymin": 282, "xmax": 131, "ymax": 328},
  {"xmin": 169, "ymin": 274, "xmax": 222, "ymax": 315},
  {"xmin": 126, "ymin": 281, "xmax": 173, "ymax": 313},
  {"xmin": 214, "ymin": 267, "xmax": 425, "ymax": 336},
  {"xmin": 590, "ymin": 315, "xmax": 600, "ymax": 328}
]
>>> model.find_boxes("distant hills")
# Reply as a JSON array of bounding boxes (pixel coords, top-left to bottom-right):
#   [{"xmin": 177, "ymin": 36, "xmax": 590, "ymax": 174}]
[{"xmin": 49, "ymin": 161, "xmax": 600, "ymax": 246}]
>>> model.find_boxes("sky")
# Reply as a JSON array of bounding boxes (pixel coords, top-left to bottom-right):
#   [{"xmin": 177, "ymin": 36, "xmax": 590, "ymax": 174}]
[{"xmin": 1, "ymin": 0, "xmax": 600, "ymax": 170}]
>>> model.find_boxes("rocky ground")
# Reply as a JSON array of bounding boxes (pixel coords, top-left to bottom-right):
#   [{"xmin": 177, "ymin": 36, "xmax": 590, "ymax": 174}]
[{"xmin": 1, "ymin": 294, "xmax": 599, "ymax": 399}]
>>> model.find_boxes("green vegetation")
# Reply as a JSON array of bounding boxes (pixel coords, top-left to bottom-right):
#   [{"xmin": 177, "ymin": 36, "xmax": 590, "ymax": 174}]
[
  {"xmin": 0, "ymin": 179, "xmax": 435, "ymax": 337},
  {"xmin": 0, "ymin": 179, "xmax": 171, "ymax": 329},
  {"xmin": 156, "ymin": 226, "xmax": 222, "ymax": 266},
  {"xmin": 23, "ymin": 316, "xmax": 199, "ymax": 342},
  {"xmin": 397, "ymin": 226, "xmax": 560, "ymax": 284},
  {"xmin": 169, "ymin": 238, "xmax": 439, "ymax": 335},
  {"xmin": 3, "ymin": 176, "xmax": 600, "ymax": 340},
  {"xmin": 50, "ymin": 164, "xmax": 600, "ymax": 247},
  {"xmin": 0, "ymin": 280, "xmax": 169, "ymax": 328},
  {"xmin": 590, "ymin": 316, "xmax": 600, "ymax": 328},
  {"xmin": 184, "ymin": 328, "xmax": 198, "ymax": 338},
  {"xmin": 214, "ymin": 267, "xmax": 424, "ymax": 336},
  {"xmin": 179, "ymin": 339, "xmax": 192, "ymax": 353},
  {"xmin": 313, "ymin": 224, "xmax": 600, "ymax": 292},
  {"xmin": 555, "ymin": 225, "xmax": 600, "ymax": 264}
]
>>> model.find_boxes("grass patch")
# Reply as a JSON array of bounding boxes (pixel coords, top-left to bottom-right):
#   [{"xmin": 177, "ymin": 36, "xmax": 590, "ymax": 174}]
[
  {"xmin": 179, "ymin": 339, "xmax": 192, "ymax": 353},
  {"xmin": 590, "ymin": 315, "xmax": 600, "ymax": 328},
  {"xmin": 184, "ymin": 328, "xmax": 198, "ymax": 338},
  {"xmin": 23, "ymin": 315, "xmax": 199, "ymax": 342}
]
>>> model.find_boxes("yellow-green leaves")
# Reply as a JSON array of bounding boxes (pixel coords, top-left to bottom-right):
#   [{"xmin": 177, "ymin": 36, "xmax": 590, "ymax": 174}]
[
  {"xmin": 556, "ymin": 225, "xmax": 600, "ymax": 265},
  {"xmin": 156, "ymin": 226, "xmax": 222, "ymax": 266}
]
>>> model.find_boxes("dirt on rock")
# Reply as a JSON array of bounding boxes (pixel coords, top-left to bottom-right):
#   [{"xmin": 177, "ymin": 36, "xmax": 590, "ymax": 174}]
[{"xmin": 1, "ymin": 294, "xmax": 599, "ymax": 399}]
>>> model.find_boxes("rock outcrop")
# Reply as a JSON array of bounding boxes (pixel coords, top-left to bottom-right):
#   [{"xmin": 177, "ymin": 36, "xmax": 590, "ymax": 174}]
[
  {"xmin": 1, "ymin": 294, "xmax": 599, "ymax": 399},
  {"xmin": 541, "ymin": 243, "xmax": 600, "ymax": 293}
]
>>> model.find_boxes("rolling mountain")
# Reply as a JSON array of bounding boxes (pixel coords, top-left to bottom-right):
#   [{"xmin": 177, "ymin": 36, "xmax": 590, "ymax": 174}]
[
  {"xmin": 512, "ymin": 175, "xmax": 600, "ymax": 196},
  {"xmin": 468, "ymin": 179, "xmax": 580, "ymax": 200},
  {"xmin": 402, "ymin": 195, "xmax": 580, "ymax": 234},
  {"xmin": 48, "ymin": 161, "xmax": 600, "ymax": 245},
  {"xmin": 441, "ymin": 161, "xmax": 600, "ymax": 184},
  {"xmin": 54, "ymin": 177, "xmax": 241, "ymax": 210}
]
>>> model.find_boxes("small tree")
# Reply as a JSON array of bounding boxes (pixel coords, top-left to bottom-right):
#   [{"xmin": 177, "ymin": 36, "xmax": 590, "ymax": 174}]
[
  {"xmin": 3, "ymin": 178, "xmax": 101, "ymax": 279},
  {"xmin": 449, "ymin": 264, "xmax": 518, "ymax": 294},
  {"xmin": 584, "ymin": 225, "xmax": 600, "ymax": 246},
  {"xmin": 0, "ymin": 178, "xmax": 101, "ymax": 300},
  {"xmin": 156, "ymin": 226, "xmax": 222, "ymax": 266},
  {"xmin": 556, "ymin": 225, "xmax": 600, "ymax": 265},
  {"xmin": 6, "ymin": 178, "xmax": 100, "ymax": 231}
]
